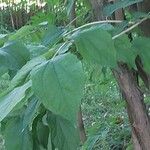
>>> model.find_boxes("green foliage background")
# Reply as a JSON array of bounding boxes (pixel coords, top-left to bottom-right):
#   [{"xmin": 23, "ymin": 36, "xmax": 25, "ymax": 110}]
[{"xmin": 0, "ymin": 0, "xmax": 150, "ymax": 150}]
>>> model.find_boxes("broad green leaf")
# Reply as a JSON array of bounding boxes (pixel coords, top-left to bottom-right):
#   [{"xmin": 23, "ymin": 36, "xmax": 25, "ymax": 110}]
[
  {"xmin": 0, "ymin": 41, "xmax": 30, "ymax": 73},
  {"xmin": 103, "ymin": 0, "xmax": 143, "ymax": 16},
  {"xmin": 11, "ymin": 57, "xmax": 46, "ymax": 87},
  {"xmin": 11, "ymin": 87, "xmax": 33, "ymax": 112},
  {"xmin": 22, "ymin": 96, "xmax": 40, "ymax": 130},
  {"xmin": 0, "ymin": 81, "xmax": 31, "ymax": 122},
  {"xmin": 71, "ymin": 28, "xmax": 116, "ymax": 67},
  {"xmin": 31, "ymin": 53, "xmax": 85, "ymax": 123},
  {"xmin": 27, "ymin": 44, "xmax": 49, "ymax": 58},
  {"xmin": 114, "ymin": 35, "xmax": 136, "ymax": 67},
  {"xmin": 47, "ymin": 112, "xmax": 80, "ymax": 150},
  {"xmin": 132, "ymin": 37, "xmax": 150, "ymax": 73},
  {"xmin": 4, "ymin": 117, "xmax": 33, "ymax": 150},
  {"xmin": 8, "ymin": 25, "xmax": 35, "ymax": 41},
  {"xmin": 42, "ymin": 25, "xmax": 64, "ymax": 47}
]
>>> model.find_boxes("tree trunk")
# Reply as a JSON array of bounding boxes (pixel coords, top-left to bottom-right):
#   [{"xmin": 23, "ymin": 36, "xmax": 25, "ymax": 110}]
[
  {"xmin": 132, "ymin": 130, "xmax": 141, "ymax": 150},
  {"xmin": 89, "ymin": 0, "xmax": 105, "ymax": 21},
  {"xmin": 69, "ymin": 0, "xmax": 76, "ymax": 26},
  {"xmin": 112, "ymin": 1, "xmax": 150, "ymax": 148},
  {"xmin": 137, "ymin": 0, "xmax": 150, "ymax": 37},
  {"xmin": 113, "ymin": 64, "xmax": 150, "ymax": 150}
]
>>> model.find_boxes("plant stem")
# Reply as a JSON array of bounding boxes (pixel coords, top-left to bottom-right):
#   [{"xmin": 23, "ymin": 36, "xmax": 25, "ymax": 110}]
[{"xmin": 112, "ymin": 17, "xmax": 148, "ymax": 40}]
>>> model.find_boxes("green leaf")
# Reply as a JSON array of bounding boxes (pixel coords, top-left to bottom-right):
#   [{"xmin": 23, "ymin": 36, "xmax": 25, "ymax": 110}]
[
  {"xmin": 103, "ymin": 0, "xmax": 143, "ymax": 16},
  {"xmin": 132, "ymin": 37, "xmax": 150, "ymax": 73},
  {"xmin": 31, "ymin": 53, "xmax": 85, "ymax": 123},
  {"xmin": 11, "ymin": 57, "xmax": 46, "ymax": 87},
  {"xmin": 47, "ymin": 112, "xmax": 80, "ymax": 150},
  {"xmin": 42, "ymin": 25, "xmax": 64, "ymax": 47},
  {"xmin": 27, "ymin": 44, "xmax": 49, "ymax": 58},
  {"xmin": 71, "ymin": 28, "xmax": 116, "ymax": 67},
  {"xmin": 114, "ymin": 35, "xmax": 136, "ymax": 67},
  {"xmin": 0, "ymin": 41, "xmax": 30, "ymax": 73},
  {"xmin": 22, "ymin": 96, "xmax": 41, "ymax": 130},
  {"xmin": 0, "ymin": 81, "xmax": 31, "ymax": 122},
  {"xmin": 4, "ymin": 117, "xmax": 33, "ymax": 150},
  {"xmin": 36, "ymin": 120, "xmax": 49, "ymax": 149},
  {"xmin": 8, "ymin": 25, "xmax": 35, "ymax": 41}
]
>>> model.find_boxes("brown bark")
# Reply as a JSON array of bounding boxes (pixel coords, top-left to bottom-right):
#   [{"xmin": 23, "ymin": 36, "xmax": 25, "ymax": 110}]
[
  {"xmin": 89, "ymin": 0, "xmax": 105, "ymax": 21},
  {"xmin": 137, "ymin": 0, "xmax": 150, "ymax": 37},
  {"xmin": 69, "ymin": 1, "xmax": 76, "ymax": 26},
  {"xmin": 78, "ymin": 106, "xmax": 87, "ymax": 143},
  {"xmin": 112, "ymin": 1, "xmax": 150, "ymax": 149},
  {"xmin": 113, "ymin": 63, "xmax": 150, "ymax": 150},
  {"xmin": 135, "ymin": 56, "xmax": 150, "ymax": 89},
  {"xmin": 114, "ymin": 9, "xmax": 124, "ymax": 20},
  {"xmin": 132, "ymin": 130, "xmax": 142, "ymax": 150},
  {"xmin": 69, "ymin": 0, "xmax": 87, "ymax": 143}
]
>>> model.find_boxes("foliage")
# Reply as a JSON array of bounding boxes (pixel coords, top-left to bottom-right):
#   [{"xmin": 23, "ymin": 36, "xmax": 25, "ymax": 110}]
[{"xmin": 0, "ymin": 0, "xmax": 150, "ymax": 149}]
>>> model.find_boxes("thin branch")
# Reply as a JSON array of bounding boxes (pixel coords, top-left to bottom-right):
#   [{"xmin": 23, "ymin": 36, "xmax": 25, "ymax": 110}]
[
  {"xmin": 64, "ymin": 20, "xmax": 123, "ymax": 36},
  {"xmin": 51, "ymin": 42, "xmax": 67, "ymax": 60},
  {"xmin": 112, "ymin": 17, "xmax": 148, "ymax": 40},
  {"xmin": 66, "ymin": 16, "xmax": 80, "ymax": 27}
]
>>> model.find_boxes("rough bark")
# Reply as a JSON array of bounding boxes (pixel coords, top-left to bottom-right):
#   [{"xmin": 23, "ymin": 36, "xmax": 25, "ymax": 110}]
[
  {"xmin": 89, "ymin": 0, "xmax": 105, "ymax": 21},
  {"xmin": 135, "ymin": 56, "xmax": 150, "ymax": 89},
  {"xmin": 137, "ymin": 0, "xmax": 150, "ymax": 37},
  {"xmin": 111, "ymin": 1, "xmax": 150, "ymax": 148},
  {"xmin": 69, "ymin": 0, "xmax": 76, "ymax": 26},
  {"xmin": 78, "ymin": 106, "xmax": 87, "ymax": 143},
  {"xmin": 132, "ymin": 130, "xmax": 142, "ymax": 150},
  {"xmin": 113, "ymin": 63, "xmax": 150, "ymax": 150}
]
